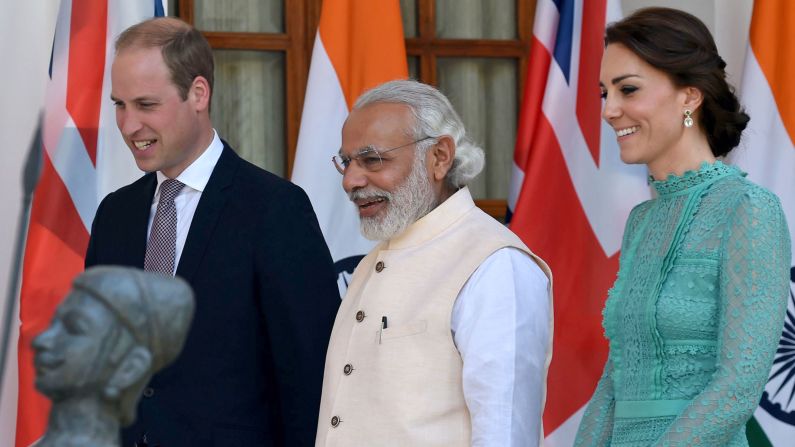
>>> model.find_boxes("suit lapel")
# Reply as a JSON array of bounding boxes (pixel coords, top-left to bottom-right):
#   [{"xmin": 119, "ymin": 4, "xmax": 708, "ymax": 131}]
[
  {"xmin": 176, "ymin": 144, "xmax": 239, "ymax": 282},
  {"xmin": 130, "ymin": 174, "xmax": 158, "ymax": 268}
]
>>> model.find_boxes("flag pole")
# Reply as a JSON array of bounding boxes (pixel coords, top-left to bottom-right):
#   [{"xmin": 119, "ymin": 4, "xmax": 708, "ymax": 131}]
[{"xmin": 0, "ymin": 114, "xmax": 43, "ymax": 404}]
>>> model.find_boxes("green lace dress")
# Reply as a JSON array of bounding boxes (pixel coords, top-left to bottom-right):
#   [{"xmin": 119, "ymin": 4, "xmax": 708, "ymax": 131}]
[{"xmin": 574, "ymin": 161, "xmax": 791, "ymax": 446}]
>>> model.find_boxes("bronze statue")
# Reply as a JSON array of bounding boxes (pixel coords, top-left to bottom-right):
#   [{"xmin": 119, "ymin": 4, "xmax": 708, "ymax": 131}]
[{"xmin": 32, "ymin": 266, "xmax": 195, "ymax": 447}]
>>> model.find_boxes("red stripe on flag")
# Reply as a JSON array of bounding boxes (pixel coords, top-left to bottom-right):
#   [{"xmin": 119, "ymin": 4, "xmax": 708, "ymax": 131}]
[
  {"xmin": 29, "ymin": 155, "xmax": 91, "ymax": 256},
  {"xmin": 514, "ymin": 37, "xmax": 552, "ymax": 170},
  {"xmin": 16, "ymin": 221, "xmax": 86, "ymax": 447},
  {"xmin": 16, "ymin": 153, "xmax": 89, "ymax": 446},
  {"xmin": 511, "ymin": 114, "xmax": 613, "ymax": 434},
  {"xmin": 576, "ymin": 0, "xmax": 606, "ymax": 166},
  {"xmin": 66, "ymin": 0, "xmax": 108, "ymax": 165}
]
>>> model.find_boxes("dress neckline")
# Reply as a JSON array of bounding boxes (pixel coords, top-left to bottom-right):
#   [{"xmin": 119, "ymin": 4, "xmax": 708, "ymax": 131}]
[{"xmin": 650, "ymin": 160, "xmax": 740, "ymax": 196}]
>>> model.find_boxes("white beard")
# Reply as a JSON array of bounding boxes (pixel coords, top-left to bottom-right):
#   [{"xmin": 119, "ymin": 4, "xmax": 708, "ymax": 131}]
[{"xmin": 349, "ymin": 151, "xmax": 438, "ymax": 241}]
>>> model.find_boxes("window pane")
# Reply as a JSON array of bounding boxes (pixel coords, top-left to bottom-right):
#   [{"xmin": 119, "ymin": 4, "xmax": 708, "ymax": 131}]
[
  {"xmin": 194, "ymin": 0, "xmax": 283, "ymax": 33},
  {"xmin": 212, "ymin": 50, "xmax": 285, "ymax": 176},
  {"xmin": 408, "ymin": 56, "xmax": 419, "ymax": 79},
  {"xmin": 436, "ymin": 57, "xmax": 517, "ymax": 200},
  {"xmin": 400, "ymin": 0, "xmax": 418, "ymax": 37},
  {"xmin": 435, "ymin": 0, "xmax": 516, "ymax": 39}
]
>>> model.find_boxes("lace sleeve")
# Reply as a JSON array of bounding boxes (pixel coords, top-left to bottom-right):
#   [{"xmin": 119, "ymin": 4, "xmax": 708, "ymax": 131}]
[
  {"xmin": 574, "ymin": 357, "xmax": 615, "ymax": 446},
  {"xmin": 653, "ymin": 189, "xmax": 791, "ymax": 446}
]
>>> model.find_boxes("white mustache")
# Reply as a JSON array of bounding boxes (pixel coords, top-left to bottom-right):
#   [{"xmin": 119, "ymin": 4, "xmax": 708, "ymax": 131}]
[{"xmin": 348, "ymin": 188, "xmax": 393, "ymax": 202}]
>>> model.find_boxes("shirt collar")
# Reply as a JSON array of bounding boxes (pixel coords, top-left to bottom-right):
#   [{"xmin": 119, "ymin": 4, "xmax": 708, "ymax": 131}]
[{"xmin": 155, "ymin": 129, "xmax": 224, "ymax": 194}]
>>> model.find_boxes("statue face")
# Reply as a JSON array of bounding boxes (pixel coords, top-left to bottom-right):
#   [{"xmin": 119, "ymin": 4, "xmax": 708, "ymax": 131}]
[{"xmin": 33, "ymin": 291, "xmax": 118, "ymax": 400}]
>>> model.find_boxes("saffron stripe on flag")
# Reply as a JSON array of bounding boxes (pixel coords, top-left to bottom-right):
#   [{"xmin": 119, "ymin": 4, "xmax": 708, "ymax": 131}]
[
  {"xmin": 747, "ymin": 1, "xmax": 795, "ymax": 145},
  {"xmin": 292, "ymin": 0, "xmax": 408, "ymax": 295}
]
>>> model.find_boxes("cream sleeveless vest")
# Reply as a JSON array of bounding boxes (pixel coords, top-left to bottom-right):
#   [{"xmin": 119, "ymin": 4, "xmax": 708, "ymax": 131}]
[{"xmin": 316, "ymin": 188, "xmax": 553, "ymax": 447}]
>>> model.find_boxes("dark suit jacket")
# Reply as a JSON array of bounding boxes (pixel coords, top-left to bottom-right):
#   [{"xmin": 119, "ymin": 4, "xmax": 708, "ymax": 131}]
[{"xmin": 85, "ymin": 143, "xmax": 340, "ymax": 446}]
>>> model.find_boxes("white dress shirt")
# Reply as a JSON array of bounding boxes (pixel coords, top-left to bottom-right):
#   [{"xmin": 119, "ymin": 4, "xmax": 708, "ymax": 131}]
[
  {"xmin": 147, "ymin": 131, "xmax": 224, "ymax": 274},
  {"xmin": 452, "ymin": 246, "xmax": 551, "ymax": 446}
]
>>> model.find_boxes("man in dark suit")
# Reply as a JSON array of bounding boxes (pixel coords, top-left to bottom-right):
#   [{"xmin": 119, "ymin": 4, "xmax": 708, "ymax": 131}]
[{"xmin": 85, "ymin": 17, "xmax": 340, "ymax": 446}]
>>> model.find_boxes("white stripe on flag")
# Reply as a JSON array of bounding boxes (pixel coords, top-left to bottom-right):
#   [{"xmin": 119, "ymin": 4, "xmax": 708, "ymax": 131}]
[
  {"xmin": 96, "ymin": 1, "xmax": 158, "ymax": 202},
  {"xmin": 44, "ymin": 0, "xmax": 98, "ymax": 232},
  {"xmin": 508, "ymin": 161, "xmax": 523, "ymax": 212},
  {"xmin": 43, "ymin": 0, "xmax": 73, "ymax": 161},
  {"xmin": 755, "ymin": 402, "xmax": 795, "ymax": 447},
  {"xmin": 44, "ymin": 0, "xmax": 159, "ymax": 234},
  {"xmin": 292, "ymin": 34, "xmax": 376, "ymax": 271},
  {"xmin": 734, "ymin": 50, "xmax": 795, "ymax": 255},
  {"xmin": 534, "ymin": 0, "xmax": 561, "ymax": 53},
  {"xmin": 51, "ymin": 119, "xmax": 98, "ymax": 231},
  {"xmin": 544, "ymin": 405, "xmax": 586, "ymax": 447},
  {"xmin": 540, "ymin": 0, "xmax": 647, "ymax": 258}
]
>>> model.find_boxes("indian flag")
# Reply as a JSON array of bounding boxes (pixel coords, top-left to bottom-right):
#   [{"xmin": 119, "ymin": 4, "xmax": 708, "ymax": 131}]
[
  {"xmin": 731, "ymin": 1, "xmax": 795, "ymax": 445},
  {"xmin": 291, "ymin": 0, "xmax": 408, "ymax": 294}
]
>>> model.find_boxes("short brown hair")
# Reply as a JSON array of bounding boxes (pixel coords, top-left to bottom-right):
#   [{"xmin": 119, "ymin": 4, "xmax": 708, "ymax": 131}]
[
  {"xmin": 116, "ymin": 17, "xmax": 214, "ymax": 102},
  {"xmin": 605, "ymin": 7, "xmax": 749, "ymax": 157}
]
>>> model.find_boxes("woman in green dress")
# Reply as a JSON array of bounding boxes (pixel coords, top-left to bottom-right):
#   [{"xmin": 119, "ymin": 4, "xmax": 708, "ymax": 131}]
[{"xmin": 574, "ymin": 7, "xmax": 791, "ymax": 446}]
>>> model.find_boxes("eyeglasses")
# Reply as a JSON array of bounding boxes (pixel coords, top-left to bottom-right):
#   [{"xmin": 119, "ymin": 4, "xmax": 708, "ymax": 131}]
[{"xmin": 332, "ymin": 136, "xmax": 436, "ymax": 174}]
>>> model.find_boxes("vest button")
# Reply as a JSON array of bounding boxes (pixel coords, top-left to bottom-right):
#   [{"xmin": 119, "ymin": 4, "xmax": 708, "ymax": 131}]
[
  {"xmin": 331, "ymin": 415, "xmax": 341, "ymax": 427},
  {"xmin": 343, "ymin": 364, "xmax": 353, "ymax": 375},
  {"xmin": 355, "ymin": 310, "xmax": 365, "ymax": 322},
  {"xmin": 375, "ymin": 261, "xmax": 385, "ymax": 272},
  {"xmin": 142, "ymin": 387, "xmax": 154, "ymax": 398}
]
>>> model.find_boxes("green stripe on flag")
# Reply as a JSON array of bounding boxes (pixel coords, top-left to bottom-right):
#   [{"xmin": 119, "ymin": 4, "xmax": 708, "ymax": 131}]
[{"xmin": 746, "ymin": 416, "xmax": 772, "ymax": 447}]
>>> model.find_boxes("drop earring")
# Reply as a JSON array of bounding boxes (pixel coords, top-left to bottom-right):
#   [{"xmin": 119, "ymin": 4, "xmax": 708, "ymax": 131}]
[{"xmin": 683, "ymin": 109, "xmax": 694, "ymax": 128}]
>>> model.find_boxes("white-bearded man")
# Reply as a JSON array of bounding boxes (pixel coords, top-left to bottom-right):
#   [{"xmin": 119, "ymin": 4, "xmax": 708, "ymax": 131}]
[{"xmin": 316, "ymin": 80, "xmax": 553, "ymax": 447}]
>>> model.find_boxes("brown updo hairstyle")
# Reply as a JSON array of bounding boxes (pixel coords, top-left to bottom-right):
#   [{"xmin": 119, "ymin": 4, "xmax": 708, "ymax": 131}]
[{"xmin": 605, "ymin": 7, "xmax": 749, "ymax": 157}]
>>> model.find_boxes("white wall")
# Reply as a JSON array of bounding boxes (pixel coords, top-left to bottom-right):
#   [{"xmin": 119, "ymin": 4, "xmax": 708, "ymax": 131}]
[
  {"xmin": 622, "ymin": 0, "xmax": 754, "ymax": 89},
  {"xmin": 0, "ymin": 2, "xmax": 60, "ymax": 445}
]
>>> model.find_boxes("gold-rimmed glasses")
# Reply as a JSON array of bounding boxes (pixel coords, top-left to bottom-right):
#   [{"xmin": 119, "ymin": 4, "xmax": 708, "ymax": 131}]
[{"xmin": 332, "ymin": 136, "xmax": 435, "ymax": 174}]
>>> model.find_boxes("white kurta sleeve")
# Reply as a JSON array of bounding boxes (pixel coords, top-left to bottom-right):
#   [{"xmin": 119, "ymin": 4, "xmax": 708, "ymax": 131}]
[{"xmin": 451, "ymin": 247, "xmax": 551, "ymax": 447}]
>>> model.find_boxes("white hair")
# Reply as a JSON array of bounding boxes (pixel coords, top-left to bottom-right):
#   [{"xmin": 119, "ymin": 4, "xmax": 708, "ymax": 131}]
[{"xmin": 353, "ymin": 79, "xmax": 485, "ymax": 188}]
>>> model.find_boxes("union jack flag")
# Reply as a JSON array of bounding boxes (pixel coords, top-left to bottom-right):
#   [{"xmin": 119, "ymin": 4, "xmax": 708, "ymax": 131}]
[
  {"xmin": 16, "ymin": 2, "xmax": 164, "ymax": 446},
  {"xmin": 507, "ymin": 0, "xmax": 648, "ymax": 444}
]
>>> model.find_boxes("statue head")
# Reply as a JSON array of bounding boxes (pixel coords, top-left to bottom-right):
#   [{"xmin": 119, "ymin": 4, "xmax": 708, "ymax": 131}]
[{"xmin": 33, "ymin": 266, "xmax": 194, "ymax": 425}]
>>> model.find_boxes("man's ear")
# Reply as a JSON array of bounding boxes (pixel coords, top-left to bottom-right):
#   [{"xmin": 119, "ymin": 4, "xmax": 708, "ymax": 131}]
[
  {"xmin": 103, "ymin": 347, "xmax": 152, "ymax": 400},
  {"xmin": 429, "ymin": 136, "xmax": 456, "ymax": 182},
  {"xmin": 190, "ymin": 75, "xmax": 211, "ymax": 112}
]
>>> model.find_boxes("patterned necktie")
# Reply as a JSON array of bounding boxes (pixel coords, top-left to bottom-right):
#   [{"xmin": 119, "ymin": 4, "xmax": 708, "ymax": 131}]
[{"xmin": 144, "ymin": 179, "xmax": 185, "ymax": 275}]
